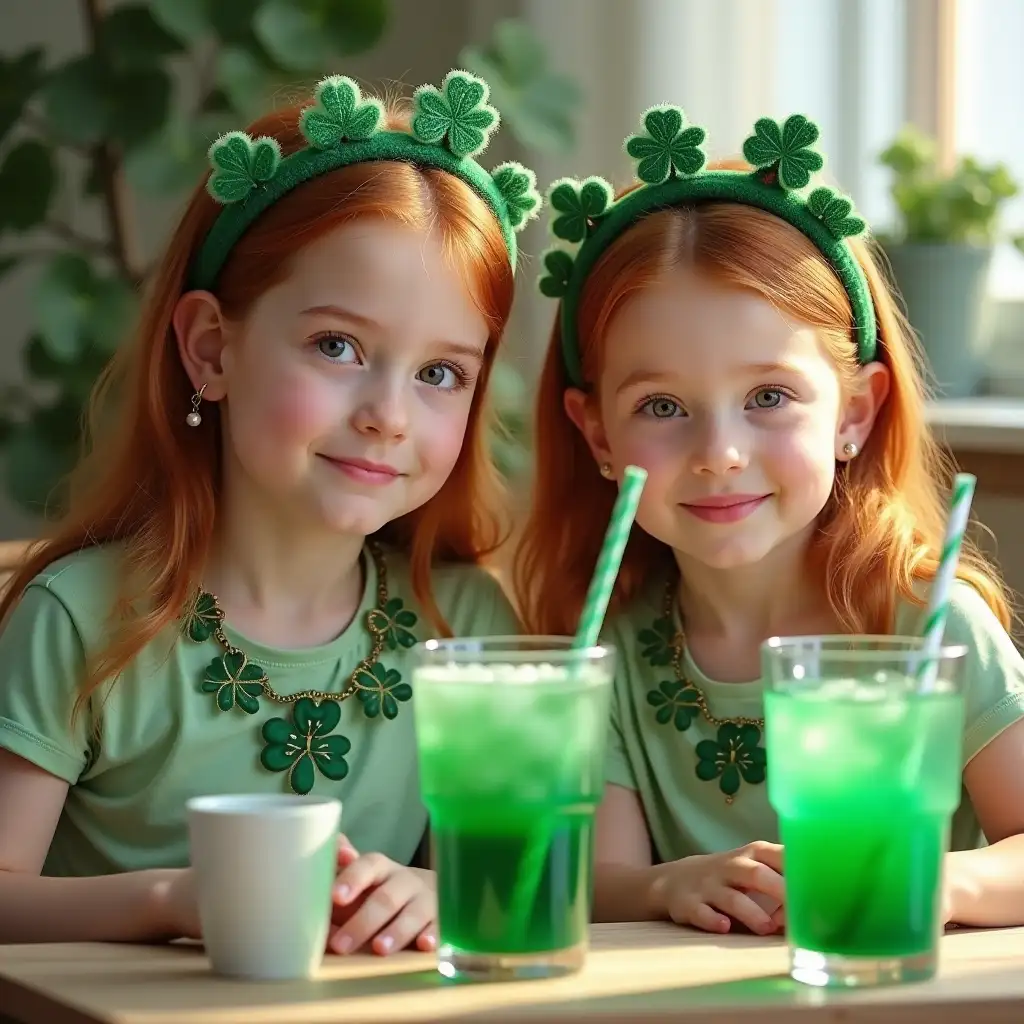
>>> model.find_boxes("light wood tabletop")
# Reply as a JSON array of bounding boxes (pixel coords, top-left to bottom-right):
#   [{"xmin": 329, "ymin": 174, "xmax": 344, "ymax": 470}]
[{"xmin": 2, "ymin": 923, "xmax": 1024, "ymax": 1024}]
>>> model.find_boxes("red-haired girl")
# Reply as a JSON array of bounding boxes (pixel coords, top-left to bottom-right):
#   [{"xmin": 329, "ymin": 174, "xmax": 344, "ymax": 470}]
[
  {"xmin": 516, "ymin": 108, "xmax": 1024, "ymax": 935},
  {"xmin": 0, "ymin": 71, "xmax": 539, "ymax": 953}
]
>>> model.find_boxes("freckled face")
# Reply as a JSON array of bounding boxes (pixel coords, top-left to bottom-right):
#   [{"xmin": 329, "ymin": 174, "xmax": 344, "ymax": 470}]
[
  {"xmin": 591, "ymin": 268, "xmax": 847, "ymax": 569},
  {"xmin": 219, "ymin": 220, "xmax": 490, "ymax": 535}
]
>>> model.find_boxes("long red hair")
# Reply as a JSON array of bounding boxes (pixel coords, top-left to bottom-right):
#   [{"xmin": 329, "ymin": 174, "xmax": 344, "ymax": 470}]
[
  {"xmin": 1, "ymin": 95, "xmax": 515, "ymax": 709},
  {"xmin": 515, "ymin": 195, "xmax": 1010, "ymax": 636}
]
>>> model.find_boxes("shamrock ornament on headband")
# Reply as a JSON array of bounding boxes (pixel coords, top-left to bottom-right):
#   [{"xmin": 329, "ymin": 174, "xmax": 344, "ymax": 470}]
[
  {"xmin": 191, "ymin": 70, "xmax": 542, "ymax": 290},
  {"xmin": 538, "ymin": 107, "xmax": 877, "ymax": 387}
]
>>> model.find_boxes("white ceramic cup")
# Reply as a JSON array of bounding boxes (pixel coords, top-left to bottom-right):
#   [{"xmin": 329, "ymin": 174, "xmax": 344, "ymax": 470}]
[{"xmin": 186, "ymin": 794, "xmax": 342, "ymax": 981}]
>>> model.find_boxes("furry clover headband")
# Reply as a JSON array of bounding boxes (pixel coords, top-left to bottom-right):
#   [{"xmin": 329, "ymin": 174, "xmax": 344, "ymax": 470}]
[
  {"xmin": 190, "ymin": 70, "xmax": 542, "ymax": 291},
  {"xmin": 539, "ymin": 108, "xmax": 877, "ymax": 388}
]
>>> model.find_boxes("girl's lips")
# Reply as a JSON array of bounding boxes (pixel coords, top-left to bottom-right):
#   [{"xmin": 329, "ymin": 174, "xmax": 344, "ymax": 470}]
[
  {"xmin": 681, "ymin": 495, "xmax": 770, "ymax": 524},
  {"xmin": 322, "ymin": 456, "xmax": 402, "ymax": 485}
]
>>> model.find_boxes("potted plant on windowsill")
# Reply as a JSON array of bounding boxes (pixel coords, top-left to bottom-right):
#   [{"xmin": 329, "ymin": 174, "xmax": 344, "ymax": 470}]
[{"xmin": 878, "ymin": 126, "xmax": 1023, "ymax": 398}]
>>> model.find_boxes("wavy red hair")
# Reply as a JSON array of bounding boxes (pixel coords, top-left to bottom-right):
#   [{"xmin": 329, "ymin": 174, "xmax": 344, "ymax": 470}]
[
  {"xmin": 1, "ymin": 96, "xmax": 515, "ymax": 710},
  {"xmin": 515, "ymin": 193, "xmax": 1010, "ymax": 636}
]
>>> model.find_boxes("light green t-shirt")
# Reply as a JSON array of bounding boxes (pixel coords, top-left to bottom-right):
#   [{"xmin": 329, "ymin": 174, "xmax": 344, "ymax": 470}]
[
  {"xmin": 604, "ymin": 579, "xmax": 1024, "ymax": 862},
  {"xmin": 0, "ymin": 543, "xmax": 519, "ymax": 877}
]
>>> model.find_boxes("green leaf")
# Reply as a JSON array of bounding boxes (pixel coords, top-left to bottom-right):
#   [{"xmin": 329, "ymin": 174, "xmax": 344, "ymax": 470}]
[
  {"xmin": 125, "ymin": 114, "xmax": 231, "ymax": 197},
  {"xmin": 99, "ymin": 5, "xmax": 183, "ymax": 71},
  {"xmin": 109, "ymin": 67, "xmax": 173, "ymax": 149},
  {"xmin": 254, "ymin": 0, "xmax": 388, "ymax": 71},
  {"xmin": 90, "ymin": 277, "xmax": 137, "ymax": 355},
  {"xmin": 208, "ymin": 0, "xmax": 262, "ymax": 44},
  {"xmin": 0, "ymin": 140, "xmax": 56, "ymax": 231},
  {"xmin": 41, "ymin": 55, "xmax": 171, "ymax": 151},
  {"xmin": 151, "ymin": 0, "xmax": 211, "ymax": 43},
  {"xmin": 33, "ymin": 256, "xmax": 137, "ymax": 361},
  {"xmin": 0, "ymin": 48, "xmax": 45, "ymax": 144},
  {"xmin": 3, "ymin": 419, "xmax": 77, "ymax": 515},
  {"xmin": 216, "ymin": 46, "xmax": 275, "ymax": 119},
  {"xmin": 459, "ymin": 19, "xmax": 580, "ymax": 153},
  {"xmin": 537, "ymin": 247, "xmax": 574, "ymax": 299},
  {"xmin": 35, "ymin": 254, "xmax": 95, "ymax": 360},
  {"xmin": 41, "ymin": 56, "xmax": 111, "ymax": 146}
]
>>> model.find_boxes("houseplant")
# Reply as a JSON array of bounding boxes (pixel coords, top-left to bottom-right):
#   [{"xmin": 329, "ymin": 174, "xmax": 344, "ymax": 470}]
[
  {"xmin": 879, "ymin": 126, "xmax": 1022, "ymax": 398},
  {"xmin": 0, "ymin": 4, "xmax": 578, "ymax": 516}
]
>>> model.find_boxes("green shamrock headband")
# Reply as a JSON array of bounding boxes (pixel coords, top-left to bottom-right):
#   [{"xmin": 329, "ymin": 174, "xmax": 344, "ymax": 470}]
[
  {"xmin": 189, "ymin": 70, "xmax": 542, "ymax": 291},
  {"xmin": 539, "ymin": 109, "xmax": 877, "ymax": 388}
]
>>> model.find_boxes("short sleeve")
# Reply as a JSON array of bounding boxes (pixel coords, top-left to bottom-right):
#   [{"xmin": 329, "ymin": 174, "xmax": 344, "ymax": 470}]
[
  {"xmin": 941, "ymin": 582, "xmax": 1024, "ymax": 764},
  {"xmin": 0, "ymin": 583, "xmax": 90, "ymax": 783}
]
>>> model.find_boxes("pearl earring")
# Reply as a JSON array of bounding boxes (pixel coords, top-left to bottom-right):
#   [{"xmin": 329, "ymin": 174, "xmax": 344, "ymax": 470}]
[
  {"xmin": 186, "ymin": 384, "xmax": 207, "ymax": 427},
  {"xmin": 842, "ymin": 441, "xmax": 859, "ymax": 458},
  {"xmin": 600, "ymin": 462, "xmax": 613, "ymax": 478}
]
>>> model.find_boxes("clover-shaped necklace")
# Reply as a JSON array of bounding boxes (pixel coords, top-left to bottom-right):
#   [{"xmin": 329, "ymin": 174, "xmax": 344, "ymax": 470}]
[
  {"xmin": 181, "ymin": 541, "xmax": 418, "ymax": 796},
  {"xmin": 641, "ymin": 578, "xmax": 766, "ymax": 805}
]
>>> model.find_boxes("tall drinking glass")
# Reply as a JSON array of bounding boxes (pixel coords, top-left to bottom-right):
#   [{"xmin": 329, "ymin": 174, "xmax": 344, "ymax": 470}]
[
  {"xmin": 762, "ymin": 636, "xmax": 967, "ymax": 988},
  {"xmin": 412, "ymin": 636, "xmax": 615, "ymax": 981}
]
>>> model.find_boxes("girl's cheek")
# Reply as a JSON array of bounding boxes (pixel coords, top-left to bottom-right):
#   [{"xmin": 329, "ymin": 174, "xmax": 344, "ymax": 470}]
[{"xmin": 260, "ymin": 376, "xmax": 340, "ymax": 444}]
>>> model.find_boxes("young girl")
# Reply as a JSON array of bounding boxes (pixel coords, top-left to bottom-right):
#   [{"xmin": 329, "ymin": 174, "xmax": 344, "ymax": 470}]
[
  {"xmin": 0, "ymin": 70, "xmax": 540, "ymax": 955},
  {"xmin": 517, "ymin": 107, "xmax": 1024, "ymax": 935}
]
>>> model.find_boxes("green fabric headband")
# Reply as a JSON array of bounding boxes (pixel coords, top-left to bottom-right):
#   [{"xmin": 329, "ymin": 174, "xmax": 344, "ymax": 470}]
[
  {"xmin": 539, "ymin": 108, "xmax": 877, "ymax": 388},
  {"xmin": 190, "ymin": 71, "xmax": 542, "ymax": 291}
]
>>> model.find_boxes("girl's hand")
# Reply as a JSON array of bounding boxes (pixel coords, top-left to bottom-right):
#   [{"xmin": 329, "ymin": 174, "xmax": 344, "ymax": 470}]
[
  {"xmin": 153, "ymin": 867, "xmax": 202, "ymax": 940},
  {"xmin": 650, "ymin": 840, "xmax": 785, "ymax": 936},
  {"xmin": 328, "ymin": 835, "xmax": 437, "ymax": 956}
]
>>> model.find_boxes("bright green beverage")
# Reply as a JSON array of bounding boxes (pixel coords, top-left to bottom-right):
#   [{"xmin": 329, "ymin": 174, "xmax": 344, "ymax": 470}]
[
  {"xmin": 763, "ymin": 638, "xmax": 967, "ymax": 988},
  {"xmin": 412, "ymin": 640, "xmax": 614, "ymax": 981}
]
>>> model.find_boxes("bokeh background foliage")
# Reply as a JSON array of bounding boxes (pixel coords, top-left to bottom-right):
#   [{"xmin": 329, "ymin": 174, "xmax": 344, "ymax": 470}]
[{"xmin": 0, "ymin": 0, "xmax": 578, "ymax": 513}]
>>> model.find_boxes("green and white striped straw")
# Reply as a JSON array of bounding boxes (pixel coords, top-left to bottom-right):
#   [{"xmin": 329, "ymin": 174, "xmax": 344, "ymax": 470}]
[
  {"xmin": 574, "ymin": 465, "xmax": 648, "ymax": 649},
  {"xmin": 919, "ymin": 472, "xmax": 977, "ymax": 686}
]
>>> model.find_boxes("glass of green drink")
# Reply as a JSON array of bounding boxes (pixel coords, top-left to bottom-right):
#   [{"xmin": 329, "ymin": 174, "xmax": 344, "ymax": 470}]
[
  {"xmin": 412, "ymin": 636, "xmax": 615, "ymax": 981},
  {"xmin": 762, "ymin": 636, "xmax": 967, "ymax": 988}
]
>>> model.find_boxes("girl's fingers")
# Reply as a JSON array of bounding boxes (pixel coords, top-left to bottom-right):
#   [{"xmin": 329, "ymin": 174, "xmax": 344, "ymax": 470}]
[
  {"xmin": 726, "ymin": 858, "xmax": 786, "ymax": 904},
  {"xmin": 415, "ymin": 925, "xmax": 437, "ymax": 952},
  {"xmin": 710, "ymin": 886, "xmax": 776, "ymax": 936},
  {"xmin": 329, "ymin": 872, "xmax": 423, "ymax": 954},
  {"xmin": 333, "ymin": 852, "xmax": 393, "ymax": 906},
  {"xmin": 335, "ymin": 835, "xmax": 359, "ymax": 868},
  {"xmin": 688, "ymin": 902, "xmax": 731, "ymax": 934},
  {"xmin": 370, "ymin": 893, "xmax": 436, "ymax": 956}
]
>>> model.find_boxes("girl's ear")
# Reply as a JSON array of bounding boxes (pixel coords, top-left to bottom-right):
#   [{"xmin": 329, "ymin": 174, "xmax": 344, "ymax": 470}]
[
  {"xmin": 564, "ymin": 388, "xmax": 613, "ymax": 469},
  {"xmin": 172, "ymin": 290, "xmax": 231, "ymax": 400},
  {"xmin": 836, "ymin": 359, "xmax": 891, "ymax": 456}
]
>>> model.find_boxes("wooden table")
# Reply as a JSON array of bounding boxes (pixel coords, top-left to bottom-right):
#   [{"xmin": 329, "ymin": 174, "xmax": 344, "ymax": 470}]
[{"xmin": 2, "ymin": 924, "xmax": 1024, "ymax": 1023}]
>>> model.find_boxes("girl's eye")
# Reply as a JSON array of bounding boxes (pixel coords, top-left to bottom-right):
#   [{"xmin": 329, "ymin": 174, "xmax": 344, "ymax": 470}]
[
  {"xmin": 417, "ymin": 361, "xmax": 465, "ymax": 390},
  {"xmin": 639, "ymin": 396, "xmax": 683, "ymax": 418},
  {"xmin": 316, "ymin": 333, "xmax": 359, "ymax": 363},
  {"xmin": 747, "ymin": 388, "xmax": 788, "ymax": 410}
]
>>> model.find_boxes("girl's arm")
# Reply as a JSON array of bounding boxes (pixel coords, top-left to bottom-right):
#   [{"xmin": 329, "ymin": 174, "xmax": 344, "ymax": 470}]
[
  {"xmin": 945, "ymin": 717, "xmax": 1024, "ymax": 927},
  {"xmin": 0, "ymin": 749, "xmax": 181, "ymax": 943},
  {"xmin": 592, "ymin": 783, "xmax": 664, "ymax": 922}
]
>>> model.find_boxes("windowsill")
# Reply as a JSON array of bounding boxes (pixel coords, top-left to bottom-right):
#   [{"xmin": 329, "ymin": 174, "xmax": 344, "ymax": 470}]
[{"xmin": 928, "ymin": 396, "xmax": 1024, "ymax": 453}]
